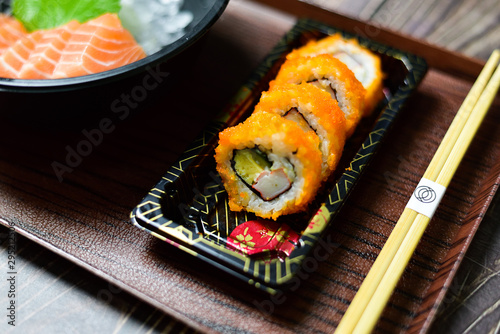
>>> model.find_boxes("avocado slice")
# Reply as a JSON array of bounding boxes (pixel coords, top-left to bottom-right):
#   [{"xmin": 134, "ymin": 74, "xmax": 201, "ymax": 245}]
[{"xmin": 233, "ymin": 148, "xmax": 272, "ymax": 185}]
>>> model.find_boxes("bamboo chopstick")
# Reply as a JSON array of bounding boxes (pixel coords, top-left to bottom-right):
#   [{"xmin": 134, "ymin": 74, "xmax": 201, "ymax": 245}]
[{"xmin": 336, "ymin": 49, "xmax": 500, "ymax": 334}]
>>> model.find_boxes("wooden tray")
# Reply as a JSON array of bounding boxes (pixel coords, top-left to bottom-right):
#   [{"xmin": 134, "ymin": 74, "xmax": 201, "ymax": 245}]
[{"xmin": 0, "ymin": 1, "xmax": 498, "ymax": 333}]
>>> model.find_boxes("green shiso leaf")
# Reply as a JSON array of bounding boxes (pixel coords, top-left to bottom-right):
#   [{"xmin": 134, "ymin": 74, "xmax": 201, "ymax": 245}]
[{"xmin": 12, "ymin": 0, "xmax": 121, "ymax": 32}]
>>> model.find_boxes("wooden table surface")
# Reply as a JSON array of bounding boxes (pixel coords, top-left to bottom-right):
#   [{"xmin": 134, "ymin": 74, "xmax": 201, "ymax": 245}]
[{"xmin": 1, "ymin": 0, "xmax": 499, "ymax": 333}]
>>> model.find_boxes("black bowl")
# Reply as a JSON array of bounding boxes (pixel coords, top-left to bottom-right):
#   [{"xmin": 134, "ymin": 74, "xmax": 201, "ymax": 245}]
[{"xmin": 0, "ymin": 0, "xmax": 229, "ymax": 128}]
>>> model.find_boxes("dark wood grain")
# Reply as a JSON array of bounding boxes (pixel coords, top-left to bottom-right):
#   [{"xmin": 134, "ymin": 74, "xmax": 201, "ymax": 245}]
[
  {"xmin": 0, "ymin": 228, "xmax": 197, "ymax": 333},
  {"xmin": 1, "ymin": 1, "xmax": 500, "ymax": 333},
  {"xmin": 297, "ymin": 0, "xmax": 500, "ymax": 62},
  {"xmin": 253, "ymin": 0, "xmax": 485, "ymax": 80}
]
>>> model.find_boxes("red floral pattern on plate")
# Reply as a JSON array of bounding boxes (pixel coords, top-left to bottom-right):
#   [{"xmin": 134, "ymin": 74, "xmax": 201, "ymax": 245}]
[{"xmin": 227, "ymin": 219, "xmax": 299, "ymax": 257}]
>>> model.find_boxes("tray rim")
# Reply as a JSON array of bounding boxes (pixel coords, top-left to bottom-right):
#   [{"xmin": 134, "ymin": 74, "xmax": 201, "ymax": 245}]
[
  {"xmin": 0, "ymin": 5, "xmax": 498, "ymax": 334},
  {"xmin": 131, "ymin": 18, "xmax": 428, "ymax": 293}
]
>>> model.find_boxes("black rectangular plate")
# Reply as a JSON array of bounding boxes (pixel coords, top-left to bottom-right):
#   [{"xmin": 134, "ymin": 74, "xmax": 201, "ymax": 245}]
[{"xmin": 131, "ymin": 18, "xmax": 428, "ymax": 294}]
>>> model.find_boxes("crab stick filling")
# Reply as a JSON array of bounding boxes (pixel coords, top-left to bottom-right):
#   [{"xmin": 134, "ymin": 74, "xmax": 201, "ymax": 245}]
[
  {"xmin": 232, "ymin": 148, "xmax": 296, "ymax": 201},
  {"xmin": 283, "ymin": 108, "xmax": 313, "ymax": 133},
  {"xmin": 307, "ymin": 79, "xmax": 337, "ymax": 101}
]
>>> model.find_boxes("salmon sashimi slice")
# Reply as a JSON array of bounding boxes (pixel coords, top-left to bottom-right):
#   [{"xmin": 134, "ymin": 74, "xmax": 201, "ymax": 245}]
[
  {"xmin": 0, "ymin": 13, "xmax": 146, "ymax": 79},
  {"xmin": 0, "ymin": 32, "xmax": 41, "ymax": 78},
  {"xmin": 53, "ymin": 13, "xmax": 147, "ymax": 78},
  {"xmin": 18, "ymin": 21, "xmax": 79, "ymax": 79},
  {"xmin": 0, "ymin": 14, "xmax": 27, "ymax": 54}
]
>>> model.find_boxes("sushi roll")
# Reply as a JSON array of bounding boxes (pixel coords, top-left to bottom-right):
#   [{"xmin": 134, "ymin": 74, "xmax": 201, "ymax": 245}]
[
  {"xmin": 215, "ymin": 111, "xmax": 323, "ymax": 220},
  {"xmin": 287, "ymin": 33, "xmax": 384, "ymax": 115},
  {"xmin": 271, "ymin": 54, "xmax": 365, "ymax": 137},
  {"xmin": 254, "ymin": 83, "xmax": 347, "ymax": 180}
]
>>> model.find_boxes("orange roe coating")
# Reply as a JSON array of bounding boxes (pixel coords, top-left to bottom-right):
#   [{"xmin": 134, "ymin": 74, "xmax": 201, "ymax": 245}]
[
  {"xmin": 215, "ymin": 111, "xmax": 323, "ymax": 219},
  {"xmin": 271, "ymin": 54, "xmax": 365, "ymax": 137},
  {"xmin": 254, "ymin": 83, "xmax": 346, "ymax": 180},
  {"xmin": 288, "ymin": 33, "xmax": 384, "ymax": 116}
]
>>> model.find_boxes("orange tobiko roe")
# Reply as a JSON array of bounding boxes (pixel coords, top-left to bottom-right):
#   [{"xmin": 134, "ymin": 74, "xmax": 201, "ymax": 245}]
[
  {"xmin": 254, "ymin": 83, "xmax": 347, "ymax": 180},
  {"xmin": 215, "ymin": 111, "xmax": 323, "ymax": 220},
  {"xmin": 271, "ymin": 54, "xmax": 366, "ymax": 137},
  {"xmin": 287, "ymin": 33, "xmax": 385, "ymax": 116}
]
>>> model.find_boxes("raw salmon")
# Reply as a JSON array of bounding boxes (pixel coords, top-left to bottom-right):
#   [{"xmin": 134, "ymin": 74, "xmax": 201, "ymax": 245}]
[
  {"xmin": 0, "ymin": 31, "xmax": 40, "ymax": 78},
  {"xmin": 53, "ymin": 14, "xmax": 147, "ymax": 78},
  {"xmin": 18, "ymin": 21, "xmax": 79, "ymax": 79},
  {"xmin": 0, "ymin": 13, "xmax": 146, "ymax": 79},
  {"xmin": 0, "ymin": 14, "xmax": 27, "ymax": 54}
]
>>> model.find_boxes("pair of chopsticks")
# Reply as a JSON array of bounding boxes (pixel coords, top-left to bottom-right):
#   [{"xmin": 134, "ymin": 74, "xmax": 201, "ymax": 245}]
[{"xmin": 336, "ymin": 49, "xmax": 500, "ymax": 334}]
